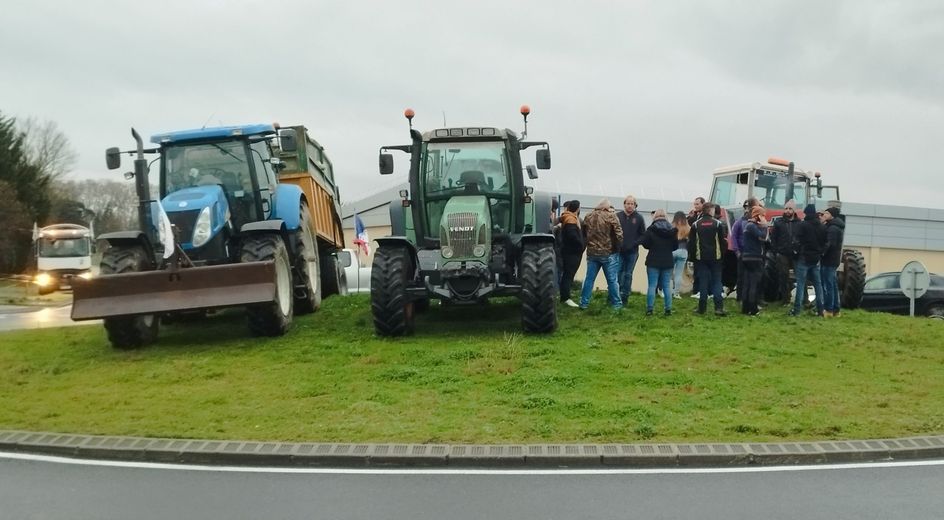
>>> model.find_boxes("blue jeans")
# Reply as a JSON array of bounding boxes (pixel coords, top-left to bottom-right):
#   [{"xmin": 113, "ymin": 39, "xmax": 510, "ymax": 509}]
[
  {"xmin": 646, "ymin": 266, "xmax": 673, "ymax": 312},
  {"xmin": 794, "ymin": 259, "xmax": 824, "ymax": 315},
  {"xmin": 580, "ymin": 253, "xmax": 622, "ymax": 308},
  {"xmin": 619, "ymin": 250, "xmax": 639, "ymax": 302},
  {"xmin": 820, "ymin": 265, "xmax": 840, "ymax": 312},
  {"xmin": 695, "ymin": 260, "xmax": 724, "ymax": 311},
  {"xmin": 672, "ymin": 249, "xmax": 688, "ymax": 296}
]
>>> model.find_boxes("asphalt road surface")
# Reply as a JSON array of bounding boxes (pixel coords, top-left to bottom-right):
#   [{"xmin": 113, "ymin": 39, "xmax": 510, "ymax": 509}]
[
  {"xmin": 0, "ymin": 304, "xmax": 98, "ymax": 331},
  {"xmin": 2, "ymin": 452, "xmax": 942, "ymax": 520}
]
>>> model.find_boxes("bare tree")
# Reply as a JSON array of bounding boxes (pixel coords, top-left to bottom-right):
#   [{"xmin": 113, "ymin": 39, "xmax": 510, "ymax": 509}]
[{"xmin": 18, "ymin": 117, "xmax": 78, "ymax": 180}]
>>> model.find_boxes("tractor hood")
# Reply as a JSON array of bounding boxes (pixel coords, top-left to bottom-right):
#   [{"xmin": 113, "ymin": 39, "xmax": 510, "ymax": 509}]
[
  {"xmin": 161, "ymin": 185, "xmax": 230, "ymax": 249},
  {"xmin": 439, "ymin": 195, "xmax": 491, "ymax": 263}
]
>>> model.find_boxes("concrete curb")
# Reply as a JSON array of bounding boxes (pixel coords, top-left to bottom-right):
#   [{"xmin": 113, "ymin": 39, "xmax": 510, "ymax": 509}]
[{"xmin": 2, "ymin": 430, "xmax": 943, "ymax": 468}]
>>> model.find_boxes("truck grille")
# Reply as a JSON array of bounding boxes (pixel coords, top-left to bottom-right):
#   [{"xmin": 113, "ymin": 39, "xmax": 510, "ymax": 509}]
[
  {"xmin": 446, "ymin": 212, "xmax": 478, "ymax": 257},
  {"xmin": 167, "ymin": 209, "xmax": 200, "ymax": 244}
]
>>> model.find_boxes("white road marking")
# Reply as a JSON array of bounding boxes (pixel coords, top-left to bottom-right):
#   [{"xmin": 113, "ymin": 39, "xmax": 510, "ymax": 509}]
[{"xmin": 1, "ymin": 451, "xmax": 942, "ymax": 475}]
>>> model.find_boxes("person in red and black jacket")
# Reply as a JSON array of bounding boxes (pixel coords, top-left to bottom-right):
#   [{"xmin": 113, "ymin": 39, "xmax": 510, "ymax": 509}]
[{"xmin": 688, "ymin": 202, "xmax": 728, "ymax": 316}]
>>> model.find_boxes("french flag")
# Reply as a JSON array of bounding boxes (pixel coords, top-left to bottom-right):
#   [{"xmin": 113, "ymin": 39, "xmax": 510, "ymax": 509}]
[{"xmin": 353, "ymin": 213, "xmax": 370, "ymax": 257}]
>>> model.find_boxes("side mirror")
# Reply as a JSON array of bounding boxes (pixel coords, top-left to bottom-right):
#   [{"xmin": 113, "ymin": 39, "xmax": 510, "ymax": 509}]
[
  {"xmin": 526, "ymin": 165, "xmax": 539, "ymax": 180},
  {"xmin": 379, "ymin": 153, "xmax": 394, "ymax": 175},
  {"xmin": 339, "ymin": 250, "xmax": 352, "ymax": 268},
  {"xmin": 279, "ymin": 129, "xmax": 298, "ymax": 153},
  {"xmin": 536, "ymin": 148, "xmax": 551, "ymax": 170},
  {"xmin": 105, "ymin": 147, "xmax": 121, "ymax": 170},
  {"xmin": 269, "ymin": 157, "xmax": 286, "ymax": 171}
]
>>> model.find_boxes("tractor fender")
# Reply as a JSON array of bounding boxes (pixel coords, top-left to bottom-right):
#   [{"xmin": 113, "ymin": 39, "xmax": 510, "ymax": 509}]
[
  {"xmin": 389, "ymin": 200, "xmax": 407, "ymax": 236},
  {"xmin": 531, "ymin": 193, "xmax": 554, "ymax": 234},
  {"xmin": 519, "ymin": 233, "xmax": 556, "ymax": 248},
  {"xmin": 270, "ymin": 184, "xmax": 304, "ymax": 231},
  {"xmin": 374, "ymin": 237, "xmax": 418, "ymax": 268}
]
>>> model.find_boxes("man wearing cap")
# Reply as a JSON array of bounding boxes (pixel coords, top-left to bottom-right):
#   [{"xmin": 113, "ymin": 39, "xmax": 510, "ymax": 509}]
[
  {"xmin": 770, "ymin": 199, "xmax": 802, "ymax": 304},
  {"xmin": 820, "ymin": 206, "xmax": 845, "ymax": 317},
  {"xmin": 791, "ymin": 204, "xmax": 826, "ymax": 317}
]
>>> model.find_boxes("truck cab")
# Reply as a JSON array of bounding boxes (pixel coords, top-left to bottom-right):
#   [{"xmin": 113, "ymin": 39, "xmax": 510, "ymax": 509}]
[{"xmin": 34, "ymin": 224, "xmax": 93, "ymax": 295}]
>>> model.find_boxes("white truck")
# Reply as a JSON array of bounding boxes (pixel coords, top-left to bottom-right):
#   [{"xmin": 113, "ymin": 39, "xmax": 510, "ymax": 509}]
[
  {"xmin": 34, "ymin": 224, "xmax": 93, "ymax": 295},
  {"xmin": 339, "ymin": 248, "xmax": 370, "ymax": 294}
]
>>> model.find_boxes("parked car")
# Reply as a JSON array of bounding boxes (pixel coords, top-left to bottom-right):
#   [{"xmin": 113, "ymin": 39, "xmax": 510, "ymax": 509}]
[
  {"xmin": 859, "ymin": 271, "xmax": 944, "ymax": 319},
  {"xmin": 339, "ymin": 248, "xmax": 370, "ymax": 294}
]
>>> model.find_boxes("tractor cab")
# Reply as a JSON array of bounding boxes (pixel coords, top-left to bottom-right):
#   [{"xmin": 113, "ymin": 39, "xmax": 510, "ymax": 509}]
[
  {"xmin": 151, "ymin": 125, "xmax": 283, "ymax": 261},
  {"xmin": 710, "ymin": 157, "xmax": 822, "ymax": 221}
]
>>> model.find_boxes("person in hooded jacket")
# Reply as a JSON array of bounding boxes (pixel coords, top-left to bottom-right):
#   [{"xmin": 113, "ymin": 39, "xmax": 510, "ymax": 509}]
[
  {"xmin": 791, "ymin": 204, "xmax": 826, "ymax": 317},
  {"xmin": 819, "ymin": 206, "xmax": 845, "ymax": 317},
  {"xmin": 638, "ymin": 208, "xmax": 678, "ymax": 316},
  {"xmin": 558, "ymin": 200, "xmax": 585, "ymax": 307},
  {"xmin": 740, "ymin": 206, "xmax": 769, "ymax": 316}
]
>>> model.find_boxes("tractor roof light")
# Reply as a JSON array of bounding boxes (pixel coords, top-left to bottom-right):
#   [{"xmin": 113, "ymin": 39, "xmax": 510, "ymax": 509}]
[
  {"xmin": 768, "ymin": 157, "xmax": 791, "ymax": 167},
  {"xmin": 520, "ymin": 104, "xmax": 531, "ymax": 139},
  {"xmin": 404, "ymin": 108, "xmax": 415, "ymax": 130}
]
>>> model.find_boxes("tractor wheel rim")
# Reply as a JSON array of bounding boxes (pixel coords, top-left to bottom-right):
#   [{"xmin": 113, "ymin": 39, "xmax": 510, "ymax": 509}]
[{"xmin": 277, "ymin": 252, "xmax": 291, "ymax": 316}]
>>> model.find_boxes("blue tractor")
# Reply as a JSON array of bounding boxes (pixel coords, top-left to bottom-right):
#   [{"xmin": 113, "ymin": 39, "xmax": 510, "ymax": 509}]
[{"xmin": 72, "ymin": 124, "xmax": 338, "ymax": 348}]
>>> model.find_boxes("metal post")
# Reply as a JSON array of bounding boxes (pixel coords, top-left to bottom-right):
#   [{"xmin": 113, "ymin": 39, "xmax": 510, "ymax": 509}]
[{"xmin": 910, "ymin": 269, "xmax": 917, "ymax": 317}]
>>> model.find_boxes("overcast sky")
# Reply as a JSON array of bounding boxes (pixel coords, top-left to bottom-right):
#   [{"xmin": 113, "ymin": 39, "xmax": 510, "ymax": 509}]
[{"xmin": 3, "ymin": 0, "xmax": 942, "ymax": 208}]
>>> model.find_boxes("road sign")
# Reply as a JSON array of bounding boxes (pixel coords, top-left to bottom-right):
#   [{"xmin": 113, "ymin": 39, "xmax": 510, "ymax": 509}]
[{"xmin": 900, "ymin": 260, "xmax": 930, "ymax": 317}]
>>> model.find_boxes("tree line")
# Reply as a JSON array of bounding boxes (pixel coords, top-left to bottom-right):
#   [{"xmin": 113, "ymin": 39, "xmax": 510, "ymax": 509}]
[{"xmin": 0, "ymin": 111, "xmax": 137, "ymax": 274}]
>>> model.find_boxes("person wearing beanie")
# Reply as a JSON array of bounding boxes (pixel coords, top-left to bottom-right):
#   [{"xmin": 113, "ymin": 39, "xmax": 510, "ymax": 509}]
[
  {"xmin": 791, "ymin": 203, "xmax": 826, "ymax": 317},
  {"xmin": 819, "ymin": 206, "xmax": 846, "ymax": 317},
  {"xmin": 770, "ymin": 199, "xmax": 802, "ymax": 304},
  {"xmin": 740, "ymin": 206, "xmax": 768, "ymax": 316},
  {"xmin": 558, "ymin": 200, "xmax": 585, "ymax": 308}
]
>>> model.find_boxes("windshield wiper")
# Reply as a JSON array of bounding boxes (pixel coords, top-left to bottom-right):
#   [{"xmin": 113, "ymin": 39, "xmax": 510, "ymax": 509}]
[{"xmin": 212, "ymin": 144, "xmax": 244, "ymax": 162}]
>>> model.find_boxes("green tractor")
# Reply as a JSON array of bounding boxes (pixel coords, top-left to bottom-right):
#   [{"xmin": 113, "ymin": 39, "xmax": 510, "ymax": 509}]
[{"xmin": 371, "ymin": 106, "xmax": 557, "ymax": 336}]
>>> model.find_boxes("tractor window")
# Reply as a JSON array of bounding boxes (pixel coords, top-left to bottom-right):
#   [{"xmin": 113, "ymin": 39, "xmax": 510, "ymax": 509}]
[
  {"xmin": 711, "ymin": 173, "xmax": 749, "ymax": 207},
  {"xmin": 161, "ymin": 141, "xmax": 259, "ymax": 224},
  {"xmin": 421, "ymin": 141, "xmax": 512, "ymax": 237},
  {"xmin": 753, "ymin": 170, "xmax": 809, "ymax": 210}
]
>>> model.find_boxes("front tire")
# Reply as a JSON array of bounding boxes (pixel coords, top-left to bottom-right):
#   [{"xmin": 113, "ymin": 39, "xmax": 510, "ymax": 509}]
[
  {"xmin": 370, "ymin": 246, "xmax": 415, "ymax": 336},
  {"xmin": 100, "ymin": 246, "xmax": 159, "ymax": 349},
  {"xmin": 839, "ymin": 249, "xmax": 866, "ymax": 309},
  {"xmin": 321, "ymin": 252, "xmax": 344, "ymax": 297},
  {"xmin": 520, "ymin": 241, "xmax": 557, "ymax": 333},
  {"xmin": 241, "ymin": 235, "xmax": 293, "ymax": 336}
]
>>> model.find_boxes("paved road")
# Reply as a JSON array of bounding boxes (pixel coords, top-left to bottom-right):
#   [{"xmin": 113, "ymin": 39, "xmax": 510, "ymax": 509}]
[
  {"xmin": 0, "ymin": 303, "xmax": 98, "ymax": 331},
  {"xmin": 2, "ymin": 452, "xmax": 942, "ymax": 520}
]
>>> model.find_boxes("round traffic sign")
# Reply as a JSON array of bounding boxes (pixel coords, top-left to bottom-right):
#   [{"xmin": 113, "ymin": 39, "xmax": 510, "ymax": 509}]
[{"xmin": 900, "ymin": 260, "xmax": 930, "ymax": 299}]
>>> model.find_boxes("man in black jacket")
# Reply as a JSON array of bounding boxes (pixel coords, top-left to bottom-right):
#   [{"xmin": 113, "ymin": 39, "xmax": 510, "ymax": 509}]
[
  {"xmin": 820, "ymin": 206, "xmax": 845, "ymax": 317},
  {"xmin": 790, "ymin": 204, "xmax": 826, "ymax": 317},
  {"xmin": 769, "ymin": 199, "xmax": 802, "ymax": 304},
  {"xmin": 689, "ymin": 202, "xmax": 728, "ymax": 316},
  {"xmin": 617, "ymin": 195, "xmax": 646, "ymax": 305}
]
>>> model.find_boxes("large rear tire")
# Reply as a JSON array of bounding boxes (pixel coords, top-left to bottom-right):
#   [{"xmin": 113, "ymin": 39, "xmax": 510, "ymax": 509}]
[
  {"xmin": 241, "ymin": 235, "xmax": 293, "ymax": 336},
  {"xmin": 839, "ymin": 248, "xmax": 866, "ymax": 309},
  {"xmin": 762, "ymin": 251, "xmax": 782, "ymax": 303},
  {"xmin": 520, "ymin": 241, "xmax": 557, "ymax": 333},
  {"xmin": 100, "ymin": 246, "xmax": 159, "ymax": 349},
  {"xmin": 370, "ymin": 246, "xmax": 415, "ymax": 336},
  {"xmin": 293, "ymin": 203, "xmax": 322, "ymax": 314}
]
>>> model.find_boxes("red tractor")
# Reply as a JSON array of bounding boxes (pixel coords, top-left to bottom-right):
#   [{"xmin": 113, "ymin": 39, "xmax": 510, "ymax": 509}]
[{"xmin": 709, "ymin": 157, "xmax": 867, "ymax": 308}]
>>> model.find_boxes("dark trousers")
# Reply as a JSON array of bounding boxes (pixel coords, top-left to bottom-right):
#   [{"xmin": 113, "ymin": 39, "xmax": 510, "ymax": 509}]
[
  {"xmin": 559, "ymin": 252, "xmax": 583, "ymax": 301},
  {"xmin": 776, "ymin": 254, "xmax": 796, "ymax": 304},
  {"xmin": 741, "ymin": 257, "xmax": 763, "ymax": 314},
  {"xmin": 735, "ymin": 256, "xmax": 744, "ymax": 301},
  {"xmin": 696, "ymin": 260, "xmax": 724, "ymax": 312}
]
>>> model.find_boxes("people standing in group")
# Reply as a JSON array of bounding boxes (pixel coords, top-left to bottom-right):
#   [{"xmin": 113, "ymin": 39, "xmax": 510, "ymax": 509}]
[
  {"xmin": 820, "ymin": 206, "xmax": 845, "ymax": 317},
  {"xmin": 671, "ymin": 211, "xmax": 690, "ymax": 299},
  {"xmin": 579, "ymin": 198, "xmax": 623, "ymax": 310},
  {"xmin": 791, "ymin": 204, "xmax": 826, "ymax": 317},
  {"xmin": 638, "ymin": 209, "xmax": 678, "ymax": 316},
  {"xmin": 769, "ymin": 199, "xmax": 802, "ymax": 305},
  {"xmin": 740, "ymin": 206, "xmax": 769, "ymax": 316},
  {"xmin": 558, "ymin": 200, "xmax": 585, "ymax": 308},
  {"xmin": 617, "ymin": 195, "xmax": 646, "ymax": 305},
  {"xmin": 689, "ymin": 202, "xmax": 728, "ymax": 316}
]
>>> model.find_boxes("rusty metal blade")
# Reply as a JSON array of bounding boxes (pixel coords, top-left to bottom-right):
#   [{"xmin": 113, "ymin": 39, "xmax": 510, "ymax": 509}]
[{"xmin": 71, "ymin": 261, "xmax": 277, "ymax": 320}]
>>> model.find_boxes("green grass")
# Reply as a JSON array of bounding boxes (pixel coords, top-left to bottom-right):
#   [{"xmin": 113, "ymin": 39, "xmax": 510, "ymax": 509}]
[{"xmin": 1, "ymin": 294, "xmax": 942, "ymax": 444}]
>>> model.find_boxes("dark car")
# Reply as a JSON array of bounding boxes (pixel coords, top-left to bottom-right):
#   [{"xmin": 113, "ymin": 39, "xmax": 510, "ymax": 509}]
[{"xmin": 859, "ymin": 271, "xmax": 944, "ymax": 319}]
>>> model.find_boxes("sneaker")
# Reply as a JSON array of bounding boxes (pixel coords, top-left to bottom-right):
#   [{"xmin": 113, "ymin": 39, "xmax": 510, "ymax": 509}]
[
  {"xmin": 664, "ymin": 309, "xmax": 672, "ymax": 316},
  {"xmin": 787, "ymin": 309, "xmax": 800, "ymax": 317},
  {"xmin": 714, "ymin": 309, "xmax": 728, "ymax": 317},
  {"xmin": 694, "ymin": 308, "xmax": 706, "ymax": 315},
  {"xmin": 748, "ymin": 311, "xmax": 761, "ymax": 317},
  {"xmin": 691, "ymin": 292, "xmax": 701, "ymax": 299},
  {"xmin": 673, "ymin": 294, "xmax": 682, "ymax": 300},
  {"xmin": 832, "ymin": 311, "xmax": 842, "ymax": 318},
  {"xmin": 564, "ymin": 299, "xmax": 579, "ymax": 308},
  {"xmin": 645, "ymin": 309, "xmax": 653, "ymax": 316}
]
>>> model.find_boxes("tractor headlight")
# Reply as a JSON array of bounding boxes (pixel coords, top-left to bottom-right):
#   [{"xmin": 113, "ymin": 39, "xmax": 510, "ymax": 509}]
[
  {"xmin": 441, "ymin": 246, "xmax": 454, "ymax": 259},
  {"xmin": 472, "ymin": 245, "xmax": 487, "ymax": 257},
  {"xmin": 191, "ymin": 206, "xmax": 212, "ymax": 247},
  {"xmin": 35, "ymin": 273, "xmax": 52, "ymax": 286},
  {"xmin": 78, "ymin": 272, "xmax": 93, "ymax": 280}
]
